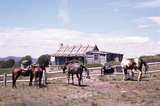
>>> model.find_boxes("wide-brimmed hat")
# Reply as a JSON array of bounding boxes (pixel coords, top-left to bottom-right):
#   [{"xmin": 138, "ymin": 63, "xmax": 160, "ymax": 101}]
[
  {"xmin": 32, "ymin": 63, "xmax": 39, "ymax": 67},
  {"xmin": 22, "ymin": 60, "xmax": 29, "ymax": 64}
]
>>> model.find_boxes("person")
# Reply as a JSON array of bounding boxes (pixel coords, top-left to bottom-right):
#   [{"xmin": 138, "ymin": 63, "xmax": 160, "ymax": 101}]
[{"xmin": 21, "ymin": 60, "xmax": 30, "ymax": 71}]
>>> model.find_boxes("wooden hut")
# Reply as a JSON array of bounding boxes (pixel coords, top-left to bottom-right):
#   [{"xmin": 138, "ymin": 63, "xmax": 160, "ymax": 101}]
[{"xmin": 52, "ymin": 44, "xmax": 123, "ymax": 65}]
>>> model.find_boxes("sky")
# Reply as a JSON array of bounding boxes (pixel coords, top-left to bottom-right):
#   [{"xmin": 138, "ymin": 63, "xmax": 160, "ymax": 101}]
[{"xmin": 0, "ymin": 0, "xmax": 160, "ymax": 58}]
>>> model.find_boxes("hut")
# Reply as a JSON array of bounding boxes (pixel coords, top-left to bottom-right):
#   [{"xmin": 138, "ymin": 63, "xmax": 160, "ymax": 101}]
[{"xmin": 52, "ymin": 44, "xmax": 123, "ymax": 65}]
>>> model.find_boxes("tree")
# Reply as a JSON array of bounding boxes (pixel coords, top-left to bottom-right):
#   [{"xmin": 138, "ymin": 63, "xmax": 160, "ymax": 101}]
[
  {"xmin": 156, "ymin": 54, "xmax": 160, "ymax": 56},
  {"xmin": 6, "ymin": 59, "xmax": 15, "ymax": 67},
  {"xmin": 19, "ymin": 55, "xmax": 32, "ymax": 66},
  {"xmin": 37, "ymin": 54, "xmax": 51, "ymax": 67},
  {"xmin": 0, "ymin": 59, "xmax": 15, "ymax": 68}
]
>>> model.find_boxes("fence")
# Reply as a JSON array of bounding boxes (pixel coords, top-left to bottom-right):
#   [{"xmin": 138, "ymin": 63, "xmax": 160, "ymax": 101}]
[
  {"xmin": 48, "ymin": 65, "xmax": 63, "ymax": 72},
  {"xmin": 0, "ymin": 62, "xmax": 160, "ymax": 87},
  {"xmin": 0, "ymin": 71, "xmax": 47, "ymax": 87}
]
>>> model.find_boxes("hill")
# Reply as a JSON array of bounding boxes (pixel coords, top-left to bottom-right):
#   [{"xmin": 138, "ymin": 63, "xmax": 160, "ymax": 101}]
[{"xmin": 0, "ymin": 56, "xmax": 37, "ymax": 63}]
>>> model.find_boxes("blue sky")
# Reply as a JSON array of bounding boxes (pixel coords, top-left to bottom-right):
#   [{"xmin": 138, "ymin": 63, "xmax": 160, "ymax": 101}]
[{"xmin": 0, "ymin": 0, "xmax": 160, "ymax": 57}]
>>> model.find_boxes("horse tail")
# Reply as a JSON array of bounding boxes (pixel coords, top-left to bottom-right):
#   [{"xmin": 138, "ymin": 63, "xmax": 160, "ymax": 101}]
[
  {"xmin": 101, "ymin": 66, "xmax": 104, "ymax": 76},
  {"xmin": 62, "ymin": 65, "xmax": 66, "ymax": 73},
  {"xmin": 83, "ymin": 65, "xmax": 90, "ymax": 79},
  {"xmin": 12, "ymin": 71, "xmax": 14, "ymax": 81},
  {"xmin": 143, "ymin": 61, "xmax": 149, "ymax": 74}
]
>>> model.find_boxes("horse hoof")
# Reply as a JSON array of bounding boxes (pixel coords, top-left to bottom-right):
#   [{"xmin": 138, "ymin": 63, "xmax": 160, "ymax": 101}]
[
  {"xmin": 39, "ymin": 86, "xmax": 42, "ymax": 88},
  {"xmin": 12, "ymin": 86, "xmax": 17, "ymax": 89},
  {"xmin": 29, "ymin": 83, "xmax": 32, "ymax": 86}
]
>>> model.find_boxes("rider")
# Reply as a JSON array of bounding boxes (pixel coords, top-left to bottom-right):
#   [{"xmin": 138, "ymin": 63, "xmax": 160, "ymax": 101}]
[{"xmin": 21, "ymin": 60, "xmax": 30, "ymax": 71}]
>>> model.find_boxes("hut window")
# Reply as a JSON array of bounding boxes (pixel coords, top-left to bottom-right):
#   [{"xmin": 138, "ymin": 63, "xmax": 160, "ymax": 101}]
[{"xmin": 94, "ymin": 54, "xmax": 98, "ymax": 60}]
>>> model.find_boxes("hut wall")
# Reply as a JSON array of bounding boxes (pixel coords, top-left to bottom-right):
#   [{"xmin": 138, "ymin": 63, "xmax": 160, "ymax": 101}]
[
  {"xmin": 106, "ymin": 53, "xmax": 123, "ymax": 62},
  {"xmin": 55, "ymin": 56, "xmax": 85, "ymax": 65},
  {"xmin": 100, "ymin": 54, "xmax": 106, "ymax": 65},
  {"xmin": 86, "ymin": 53, "xmax": 103, "ymax": 64},
  {"xmin": 55, "ymin": 57, "xmax": 65, "ymax": 65},
  {"xmin": 93, "ymin": 54, "xmax": 100, "ymax": 64},
  {"xmin": 86, "ymin": 54, "xmax": 94, "ymax": 64}
]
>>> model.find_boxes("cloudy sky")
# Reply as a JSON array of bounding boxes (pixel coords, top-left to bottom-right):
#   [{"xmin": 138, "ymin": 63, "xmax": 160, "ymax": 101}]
[{"xmin": 0, "ymin": 0, "xmax": 160, "ymax": 58}]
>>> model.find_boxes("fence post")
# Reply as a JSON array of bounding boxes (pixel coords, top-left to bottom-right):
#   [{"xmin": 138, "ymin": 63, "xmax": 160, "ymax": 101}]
[
  {"xmin": 42, "ymin": 70, "xmax": 47, "ymax": 86},
  {"xmin": 3, "ymin": 73, "xmax": 7, "ymax": 86}
]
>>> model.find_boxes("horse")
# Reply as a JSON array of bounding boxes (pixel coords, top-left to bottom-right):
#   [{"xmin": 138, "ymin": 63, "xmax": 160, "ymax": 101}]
[
  {"xmin": 121, "ymin": 58, "xmax": 148, "ymax": 81},
  {"xmin": 12, "ymin": 64, "xmax": 44, "ymax": 88},
  {"xmin": 62, "ymin": 62, "xmax": 90, "ymax": 86},
  {"xmin": 101, "ymin": 64, "xmax": 114, "ymax": 75}
]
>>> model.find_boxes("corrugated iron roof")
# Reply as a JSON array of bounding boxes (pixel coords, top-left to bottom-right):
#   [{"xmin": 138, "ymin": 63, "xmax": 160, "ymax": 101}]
[
  {"xmin": 53, "ymin": 45, "xmax": 96, "ymax": 57},
  {"xmin": 87, "ymin": 51, "xmax": 123, "ymax": 55}
]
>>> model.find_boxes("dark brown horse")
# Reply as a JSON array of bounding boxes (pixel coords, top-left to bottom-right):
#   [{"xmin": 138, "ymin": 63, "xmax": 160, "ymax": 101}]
[
  {"xmin": 101, "ymin": 65, "xmax": 114, "ymax": 75},
  {"xmin": 63, "ymin": 62, "xmax": 90, "ymax": 86},
  {"xmin": 121, "ymin": 58, "xmax": 148, "ymax": 81},
  {"xmin": 12, "ymin": 64, "xmax": 43, "ymax": 88}
]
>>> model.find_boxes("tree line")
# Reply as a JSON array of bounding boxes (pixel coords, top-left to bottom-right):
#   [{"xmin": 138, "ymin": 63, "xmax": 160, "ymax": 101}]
[
  {"xmin": 0, "ymin": 54, "xmax": 51, "ymax": 68},
  {"xmin": 0, "ymin": 59, "xmax": 15, "ymax": 68}
]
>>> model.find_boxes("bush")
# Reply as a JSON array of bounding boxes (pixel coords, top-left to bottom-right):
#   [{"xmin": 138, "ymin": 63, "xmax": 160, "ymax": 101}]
[
  {"xmin": 0, "ymin": 59, "xmax": 15, "ymax": 68},
  {"xmin": 104, "ymin": 61, "xmax": 121, "ymax": 66}
]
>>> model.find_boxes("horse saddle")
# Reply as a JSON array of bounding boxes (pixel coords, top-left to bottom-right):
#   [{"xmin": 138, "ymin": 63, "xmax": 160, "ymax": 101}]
[
  {"xmin": 21, "ymin": 68, "xmax": 29, "ymax": 73},
  {"xmin": 20, "ymin": 69, "xmax": 30, "ymax": 76}
]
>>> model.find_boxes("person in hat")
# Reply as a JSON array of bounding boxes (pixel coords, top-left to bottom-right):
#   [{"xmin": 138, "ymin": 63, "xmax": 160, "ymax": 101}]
[{"xmin": 21, "ymin": 60, "xmax": 30, "ymax": 71}]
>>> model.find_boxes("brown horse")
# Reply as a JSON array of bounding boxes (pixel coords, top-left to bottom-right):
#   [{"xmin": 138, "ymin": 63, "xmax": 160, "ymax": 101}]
[
  {"xmin": 63, "ymin": 62, "xmax": 90, "ymax": 86},
  {"xmin": 101, "ymin": 65, "xmax": 114, "ymax": 75},
  {"xmin": 12, "ymin": 64, "xmax": 43, "ymax": 88},
  {"xmin": 121, "ymin": 58, "xmax": 148, "ymax": 81}
]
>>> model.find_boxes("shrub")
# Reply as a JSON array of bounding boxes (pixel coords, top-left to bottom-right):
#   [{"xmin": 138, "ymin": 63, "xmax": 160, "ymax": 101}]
[{"xmin": 104, "ymin": 61, "xmax": 121, "ymax": 66}]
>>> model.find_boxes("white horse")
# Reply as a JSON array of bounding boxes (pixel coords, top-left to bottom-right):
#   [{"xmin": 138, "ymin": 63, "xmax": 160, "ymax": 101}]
[{"xmin": 121, "ymin": 58, "xmax": 148, "ymax": 81}]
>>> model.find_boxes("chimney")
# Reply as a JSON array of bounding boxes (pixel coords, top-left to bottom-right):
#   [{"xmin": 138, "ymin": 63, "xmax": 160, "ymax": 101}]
[{"xmin": 60, "ymin": 43, "xmax": 63, "ymax": 47}]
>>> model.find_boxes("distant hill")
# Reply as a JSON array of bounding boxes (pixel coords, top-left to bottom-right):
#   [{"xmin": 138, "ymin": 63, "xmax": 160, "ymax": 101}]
[{"xmin": 0, "ymin": 56, "xmax": 37, "ymax": 63}]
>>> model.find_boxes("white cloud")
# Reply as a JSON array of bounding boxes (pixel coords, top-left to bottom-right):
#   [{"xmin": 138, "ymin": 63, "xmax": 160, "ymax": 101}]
[
  {"xmin": 134, "ymin": 16, "xmax": 160, "ymax": 29},
  {"xmin": 57, "ymin": 0, "xmax": 70, "ymax": 27},
  {"xmin": 148, "ymin": 16, "xmax": 160, "ymax": 25},
  {"xmin": 0, "ymin": 27, "xmax": 158, "ymax": 58},
  {"xmin": 137, "ymin": 24, "xmax": 149, "ymax": 29},
  {"xmin": 133, "ymin": 0, "xmax": 160, "ymax": 8}
]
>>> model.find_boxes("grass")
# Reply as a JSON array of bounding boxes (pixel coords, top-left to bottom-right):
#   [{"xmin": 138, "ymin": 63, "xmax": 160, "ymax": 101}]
[
  {"xmin": 0, "ymin": 68, "xmax": 12, "ymax": 74},
  {"xmin": 99, "ymin": 71, "xmax": 160, "ymax": 82},
  {"xmin": 99, "ymin": 74, "xmax": 123, "ymax": 82},
  {"xmin": 0, "ymin": 69, "xmax": 160, "ymax": 106}
]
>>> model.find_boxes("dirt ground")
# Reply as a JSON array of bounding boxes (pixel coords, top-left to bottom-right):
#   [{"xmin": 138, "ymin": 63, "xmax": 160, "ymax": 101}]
[
  {"xmin": 0, "ymin": 63, "xmax": 160, "ymax": 106},
  {"xmin": 0, "ymin": 70, "xmax": 160, "ymax": 106}
]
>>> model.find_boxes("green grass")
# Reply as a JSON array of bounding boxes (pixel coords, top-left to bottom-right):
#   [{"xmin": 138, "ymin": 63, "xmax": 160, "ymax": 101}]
[
  {"xmin": 0, "ymin": 68, "xmax": 12, "ymax": 74},
  {"xmin": 85, "ymin": 64, "xmax": 102, "ymax": 68}
]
